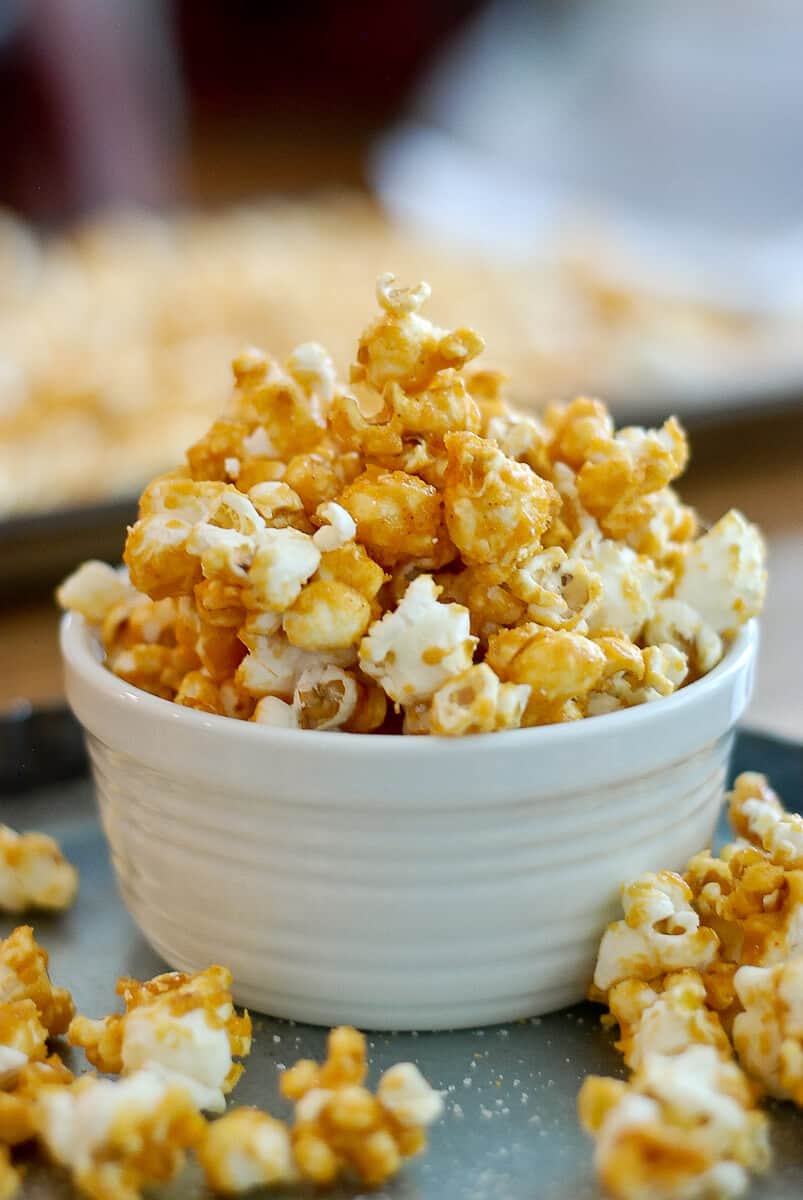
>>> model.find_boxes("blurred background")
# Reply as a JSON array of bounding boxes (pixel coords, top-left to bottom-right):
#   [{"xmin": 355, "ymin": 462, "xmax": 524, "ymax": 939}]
[{"xmin": 1, "ymin": 0, "xmax": 801, "ymax": 738}]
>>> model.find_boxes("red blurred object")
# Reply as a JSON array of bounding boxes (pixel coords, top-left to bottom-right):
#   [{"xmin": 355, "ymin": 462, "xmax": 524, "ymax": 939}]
[{"xmin": 0, "ymin": 0, "xmax": 480, "ymax": 220}]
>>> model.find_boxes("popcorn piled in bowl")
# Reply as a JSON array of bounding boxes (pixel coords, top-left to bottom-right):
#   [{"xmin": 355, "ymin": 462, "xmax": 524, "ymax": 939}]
[{"xmin": 58, "ymin": 273, "xmax": 767, "ymax": 735}]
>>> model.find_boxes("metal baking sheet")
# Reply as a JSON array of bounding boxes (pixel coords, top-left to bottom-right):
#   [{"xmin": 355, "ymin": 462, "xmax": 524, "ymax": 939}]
[{"xmin": 2, "ymin": 730, "xmax": 801, "ymax": 1198}]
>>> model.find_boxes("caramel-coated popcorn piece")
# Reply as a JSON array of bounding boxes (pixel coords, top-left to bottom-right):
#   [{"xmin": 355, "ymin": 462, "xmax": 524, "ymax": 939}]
[
  {"xmin": 280, "ymin": 1027, "xmax": 443, "ymax": 1188},
  {"xmin": 68, "ymin": 966, "xmax": 251, "ymax": 1114},
  {"xmin": 0, "ymin": 828, "xmax": 78, "ymax": 914},
  {"xmin": 729, "ymin": 773, "xmax": 803, "ymax": 870},
  {"xmin": 733, "ymin": 957, "xmax": 803, "ymax": 1103},
  {"xmin": 198, "ymin": 1108, "xmax": 297, "ymax": 1193},
  {"xmin": 443, "ymin": 431, "xmax": 557, "ymax": 569},
  {"xmin": 429, "ymin": 663, "xmax": 529, "ymax": 737},
  {"xmin": 579, "ymin": 1045, "xmax": 770, "ymax": 1200},
  {"xmin": 607, "ymin": 972, "xmax": 732, "ymax": 1072},
  {"xmin": 36, "ymin": 1070, "xmax": 206, "ymax": 1200},
  {"xmin": 0, "ymin": 928, "xmax": 74, "ymax": 1037},
  {"xmin": 593, "ymin": 872, "xmax": 719, "ymax": 995}
]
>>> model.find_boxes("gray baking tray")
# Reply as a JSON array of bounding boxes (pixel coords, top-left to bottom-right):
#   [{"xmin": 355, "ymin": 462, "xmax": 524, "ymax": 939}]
[{"xmin": 1, "ymin": 730, "xmax": 801, "ymax": 1198}]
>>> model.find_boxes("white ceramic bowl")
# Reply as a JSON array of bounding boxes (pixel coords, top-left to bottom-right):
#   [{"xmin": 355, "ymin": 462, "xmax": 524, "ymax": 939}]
[{"xmin": 61, "ymin": 613, "xmax": 758, "ymax": 1030}]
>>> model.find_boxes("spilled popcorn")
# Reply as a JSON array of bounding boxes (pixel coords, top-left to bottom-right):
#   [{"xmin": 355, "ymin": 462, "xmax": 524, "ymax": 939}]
[
  {"xmin": 0, "ymin": 925, "xmax": 443, "ymax": 1199},
  {"xmin": 582, "ymin": 772, "xmax": 803, "ymax": 1199},
  {"xmin": 0, "ymin": 827, "xmax": 78, "ymax": 914},
  {"xmin": 58, "ymin": 274, "xmax": 767, "ymax": 735},
  {"xmin": 68, "ymin": 966, "xmax": 252, "ymax": 1113},
  {"xmin": 199, "ymin": 1026, "xmax": 443, "ymax": 1193}
]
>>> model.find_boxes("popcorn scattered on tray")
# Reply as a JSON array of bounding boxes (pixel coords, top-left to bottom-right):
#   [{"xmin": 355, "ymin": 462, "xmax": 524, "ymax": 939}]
[
  {"xmin": 0, "ymin": 927, "xmax": 74, "ymax": 1036},
  {"xmin": 0, "ymin": 827, "xmax": 78, "ymax": 914},
  {"xmin": 36, "ymin": 1070, "xmax": 206, "ymax": 1200},
  {"xmin": 58, "ymin": 274, "xmax": 767, "ymax": 735},
  {"xmin": 68, "ymin": 966, "xmax": 252, "ymax": 1113},
  {"xmin": 583, "ymin": 772, "xmax": 803, "ymax": 1198},
  {"xmin": 578, "ymin": 1045, "xmax": 770, "ymax": 1200}
]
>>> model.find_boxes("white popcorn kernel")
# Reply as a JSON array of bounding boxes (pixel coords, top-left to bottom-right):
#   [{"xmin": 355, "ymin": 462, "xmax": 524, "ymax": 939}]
[
  {"xmin": 286, "ymin": 341, "xmax": 337, "ymax": 405},
  {"xmin": 508, "ymin": 546, "xmax": 601, "ymax": 630},
  {"xmin": 121, "ymin": 1006, "xmax": 233, "ymax": 1114},
  {"xmin": 293, "ymin": 665, "xmax": 358, "ymax": 730},
  {"xmin": 237, "ymin": 631, "xmax": 355, "ymax": 700},
  {"xmin": 56, "ymin": 561, "xmax": 134, "ymax": 622},
  {"xmin": 244, "ymin": 528, "xmax": 321, "ymax": 612},
  {"xmin": 359, "ymin": 574, "xmax": 476, "ymax": 704},
  {"xmin": 674, "ymin": 509, "xmax": 767, "ymax": 636},
  {"xmin": 377, "ymin": 1063, "xmax": 445, "ymax": 1127},
  {"xmin": 248, "ymin": 482, "xmax": 305, "ymax": 524},
  {"xmin": 594, "ymin": 871, "xmax": 719, "ymax": 993},
  {"xmin": 252, "ymin": 696, "xmax": 299, "ymax": 729},
  {"xmin": 224, "ymin": 456, "xmax": 241, "ymax": 479},
  {"xmin": 644, "ymin": 598, "xmax": 723, "ymax": 674},
  {"xmin": 733, "ymin": 959, "xmax": 803, "ymax": 1102},
  {"xmin": 312, "ymin": 502, "xmax": 357, "ymax": 552},
  {"xmin": 0, "ymin": 826, "xmax": 78, "ymax": 913},
  {"xmin": 581, "ymin": 536, "xmax": 670, "ymax": 640},
  {"xmin": 242, "ymin": 425, "xmax": 278, "ymax": 459}
]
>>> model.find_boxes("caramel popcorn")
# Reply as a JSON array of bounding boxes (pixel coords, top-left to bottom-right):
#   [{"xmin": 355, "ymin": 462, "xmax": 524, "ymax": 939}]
[
  {"xmin": 59, "ymin": 274, "xmax": 766, "ymax": 736},
  {"xmin": 198, "ymin": 1108, "xmax": 297, "ymax": 1193},
  {"xmin": 607, "ymin": 972, "xmax": 732, "ymax": 1072},
  {"xmin": 593, "ymin": 872, "xmax": 719, "ymax": 995},
  {"xmin": 68, "ymin": 966, "xmax": 251, "ymax": 1114},
  {"xmin": 729, "ymin": 773, "xmax": 803, "ymax": 870},
  {"xmin": 279, "ymin": 1026, "xmax": 443, "ymax": 1188},
  {"xmin": 0, "ymin": 1053, "xmax": 74, "ymax": 1147},
  {"xmin": 0, "ymin": 827, "xmax": 78, "ymax": 914},
  {"xmin": 733, "ymin": 958, "xmax": 803, "ymax": 1104},
  {"xmin": 579, "ymin": 1046, "xmax": 770, "ymax": 1200},
  {"xmin": 0, "ymin": 928, "xmax": 74, "ymax": 1037},
  {"xmin": 36, "ymin": 1071, "xmax": 206, "ymax": 1200}
]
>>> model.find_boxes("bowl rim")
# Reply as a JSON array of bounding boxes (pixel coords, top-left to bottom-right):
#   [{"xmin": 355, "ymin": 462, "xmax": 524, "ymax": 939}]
[{"xmin": 61, "ymin": 608, "xmax": 758, "ymax": 757}]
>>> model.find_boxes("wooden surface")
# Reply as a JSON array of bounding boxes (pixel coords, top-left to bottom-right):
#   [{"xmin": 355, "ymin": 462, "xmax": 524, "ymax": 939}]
[{"xmin": 1, "ymin": 411, "xmax": 801, "ymax": 740}]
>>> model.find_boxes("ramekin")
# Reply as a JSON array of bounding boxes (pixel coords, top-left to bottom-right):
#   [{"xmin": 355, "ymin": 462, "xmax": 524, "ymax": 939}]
[{"xmin": 61, "ymin": 613, "xmax": 758, "ymax": 1030}]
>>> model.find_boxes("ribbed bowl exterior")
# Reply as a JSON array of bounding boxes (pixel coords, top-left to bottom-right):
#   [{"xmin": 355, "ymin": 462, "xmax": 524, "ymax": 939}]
[
  {"xmin": 86, "ymin": 730, "xmax": 731, "ymax": 1029},
  {"xmin": 62, "ymin": 613, "xmax": 757, "ymax": 1030}
]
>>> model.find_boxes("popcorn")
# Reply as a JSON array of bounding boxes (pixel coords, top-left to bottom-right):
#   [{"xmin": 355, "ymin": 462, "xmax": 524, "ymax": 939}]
[
  {"xmin": 580, "ymin": 536, "xmax": 671, "ymax": 641},
  {"xmin": 36, "ymin": 1070, "xmax": 206, "ymax": 1200},
  {"xmin": 280, "ymin": 1025, "xmax": 443, "ymax": 1188},
  {"xmin": 507, "ymin": 546, "xmax": 601, "ymax": 630},
  {"xmin": 339, "ymin": 468, "xmax": 454, "ymax": 569},
  {"xmin": 578, "ymin": 1045, "xmax": 770, "ymax": 1200},
  {"xmin": 67, "ymin": 966, "xmax": 251, "ymax": 1114},
  {"xmin": 284, "ymin": 581, "xmax": 371, "ymax": 651},
  {"xmin": 0, "ymin": 1149, "xmax": 18, "ymax": 1199},
  {"xmin": 729, "ymin": 772, "xmax": 803, "ymax": 870},
  {"xmin": 685, "ymin": 843, "xmax": 803, "ymax": 967},
  {"xmin": 674, "ymin": 510, "xmax": 767, "ymax": 637},
  {"xmin": 442, "ymin": 431, "xmax": 557, "ymax": 569},
  {"xmin": 0, "ymin": 927, "xmax": 74, "ymax": 1036},
  {"xmin": 487, "ymin": 624, "xmax": 607, "ymax": 723},
  {"xmin": 58, "ymin": 272, "xmax": 766, "ymax": 735},
  {"xmin": 593, "ymin": 872, "xmax": 720, "ymax": 994},
  {"xmin": 359, "ymin": 575, "xmax": 476, "ymax": 704},
  {"xmin": 198, "ymin": 1108, "xmax": 297, "ymax": 1193},
  {"xmin": 312, "ymin": 501, "xmax": 357, "ymax": 552},
  {"xmin": 733, "ymin": 958, "xmax": 803, "ymax": 1103},
  {"xmin": 607, "ymin": 972, "xmax": 732, "ymax": 1072},
  {"xmin": 429, "ymin": 664, "xmax": 529, "ymax": 737},
  {"xmin": 0, "ymin": 828, "xmax": 78, "ymax": 914},
  {"xmin": 0, "ymin": 1052, "xmax": 74, "ymax": 1147},
  {"xmin": 356, "ymin": 273, "xmax": 483, "ymax": 395},
  {"xmin": 56, "ymin": 561, "xmax": 134, "ymax": 623},
  {"xmin": 252, "ymin": 696, "xmax": 298, "ymax": 729},
  {"xmin": 644, "ymin": 597, "xmax": 723, "ymax": 676},
  {"xmin": 293, "ymin": 665, "xmax": 358, "ymax": 731},
  {"xmin": 242, "ymin": 528, "xmax": 320, "ymax": 612}
]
